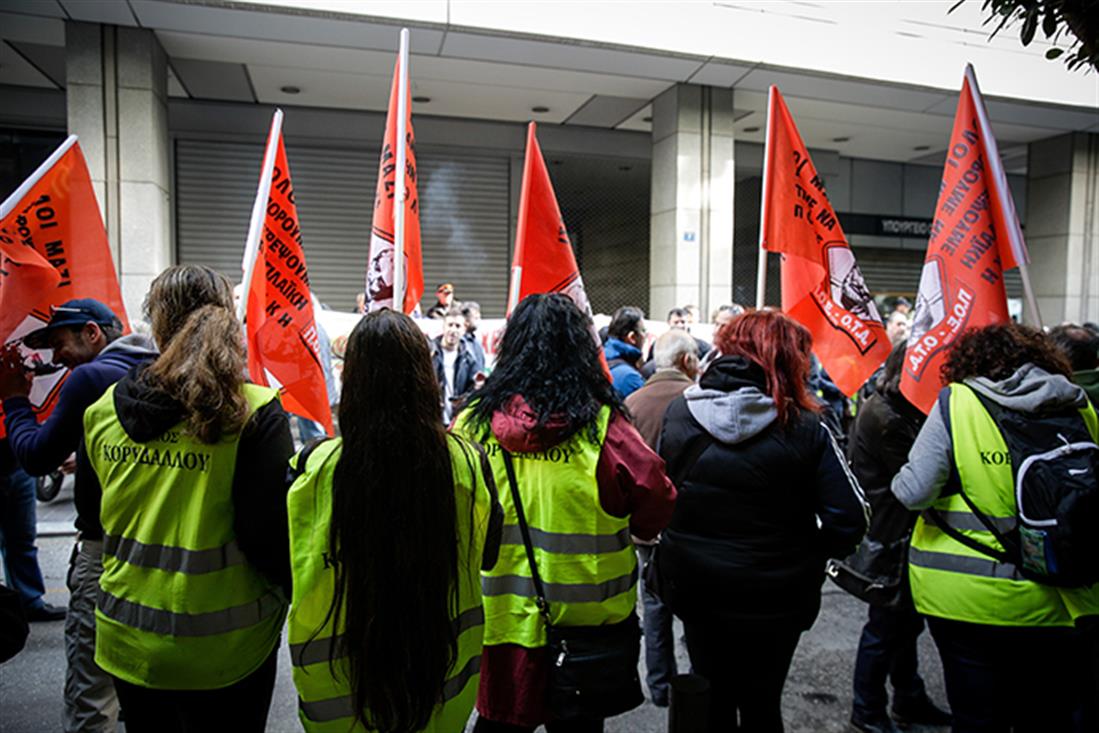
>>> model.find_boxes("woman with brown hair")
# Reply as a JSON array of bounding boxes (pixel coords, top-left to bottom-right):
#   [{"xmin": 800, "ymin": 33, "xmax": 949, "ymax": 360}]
[
  {"xmin": 892, "ymin": 323, "xmax": 1099, "ymax": 731},
  {"xmin": 658, "ymin": 309, "xmax": 868, "ymax": 732},
  {"xmin": 82, "ymin": 265, "xmax": 293, "ymax": 732}
]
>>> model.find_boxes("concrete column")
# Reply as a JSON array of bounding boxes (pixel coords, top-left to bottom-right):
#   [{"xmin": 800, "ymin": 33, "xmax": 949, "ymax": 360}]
[
  {"xmin": 649, "ymin": 84, "xmax": 735, "ymax": 321},
  {"xmin": 66, "ymin": 22, "xmax": 171, "ymax": 320},
  {"xmin": 1026, "ymin": 132, "xmax": 1099, "ymax": 325}
]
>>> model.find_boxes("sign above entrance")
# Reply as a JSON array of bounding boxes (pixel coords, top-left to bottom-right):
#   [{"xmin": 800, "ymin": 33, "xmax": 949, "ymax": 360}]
[{"xmin": 837, "ymin": 213, "xmax": 933, "ymax": 239}]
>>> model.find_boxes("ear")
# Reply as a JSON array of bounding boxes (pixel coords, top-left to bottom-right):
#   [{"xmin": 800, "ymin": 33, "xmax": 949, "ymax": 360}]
[{"xmin": 85, "ymin": 322, "xmax": 105, "ymax": 345}]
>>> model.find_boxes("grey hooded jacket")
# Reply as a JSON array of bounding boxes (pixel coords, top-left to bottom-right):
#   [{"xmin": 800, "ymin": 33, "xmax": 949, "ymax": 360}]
[{"xmin": 891, "ymin": 363, "xmax": 1088, "ymax": 510}]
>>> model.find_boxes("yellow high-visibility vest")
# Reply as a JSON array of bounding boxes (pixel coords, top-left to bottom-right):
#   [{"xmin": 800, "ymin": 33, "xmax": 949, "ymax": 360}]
[
  {"xmin": 454, "ymin": 405, "xmax": 637, "ymax": 648},
  {"xmin": 286, "ymin": 434, "xmax": 495, "ymax": 732},
  {"xmin": 87, "ymin": 383, "xmax": 287, "ymax": 689},
  {"xmin": 909, "ymin": 383, "xmax": 1099, "ymax": 626}
]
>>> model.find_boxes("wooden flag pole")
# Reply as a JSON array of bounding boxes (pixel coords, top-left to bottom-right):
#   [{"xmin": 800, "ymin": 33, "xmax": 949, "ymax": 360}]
[
  {"xmin": 238, "ymin": 109, "xmax": 283, "ymax": 322},
  {"xmin": 393, "ymin": 28, "xmax": 410, "ymax": 314}
]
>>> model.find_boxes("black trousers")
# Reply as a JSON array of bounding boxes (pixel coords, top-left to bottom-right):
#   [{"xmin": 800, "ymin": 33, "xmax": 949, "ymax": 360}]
[
  {"xmin": 928, "ymin": 617, "xmax": 1093, "ymax": 733},
  {"xmin": 473, "ymin": 716, "xmax": 604, "ymax": 733},
  {"xmin": 111, "ymin": 646, "xmax": 278, "ymax": 733},
  {"xmin": 682, "ymin": 618, "xmax": 802, "ymax": 733}
]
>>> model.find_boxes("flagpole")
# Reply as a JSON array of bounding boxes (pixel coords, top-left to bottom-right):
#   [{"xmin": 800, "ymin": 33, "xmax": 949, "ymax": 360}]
[
  {"xmin": 756, "ymin": 86, "xmax": 776, "ymax": 310},
  {"xmin": 393, "ymin": 28, "xmax": 410, "ymax": 314},
  {"xmin": 0, "ymin": 135, "xmax": 79, "ymax": 220},
  {"xmin": 509, "ymin": 122, "xmax": 537, "ymax": 316},
  {"xmin": 964, "ymin": 64, "xmax": 1042, "ymax": 328},
  {"xmin": 238, "ymin": 109, "xmax": 283, "ymax": 322}
]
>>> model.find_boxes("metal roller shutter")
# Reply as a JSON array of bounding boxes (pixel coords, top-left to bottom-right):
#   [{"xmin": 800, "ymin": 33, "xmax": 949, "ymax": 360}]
[
  {"xmin": 853, "ymin": 246, "xmax": 1022, "ymax": 300},
  {"xmin": 175, "ymin": 139, "xmax": 511, "ymax": 315}
]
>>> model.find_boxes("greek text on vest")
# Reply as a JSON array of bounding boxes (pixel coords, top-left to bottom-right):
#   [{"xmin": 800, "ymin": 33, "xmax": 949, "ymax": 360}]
[{"xmin": 100, "ymin": 444, "xmax": 212, "ymax": 472}]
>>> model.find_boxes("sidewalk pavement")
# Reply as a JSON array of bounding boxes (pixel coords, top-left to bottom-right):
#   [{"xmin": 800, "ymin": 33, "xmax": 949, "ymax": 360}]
[{"xmin": 4, "ymin": 527, "xmax": 951, "ymax": 733}]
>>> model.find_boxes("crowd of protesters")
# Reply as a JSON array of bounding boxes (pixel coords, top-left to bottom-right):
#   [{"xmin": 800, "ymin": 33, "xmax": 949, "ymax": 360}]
[{"xmin": 2, "ymin": 270, "xmax": 1099, "ymax": 733}]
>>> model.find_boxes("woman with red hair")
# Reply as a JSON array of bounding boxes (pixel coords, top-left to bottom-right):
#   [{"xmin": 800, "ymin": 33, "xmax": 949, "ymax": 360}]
[{"xmin": 657, "ymin": 310, "xmax": 867, "ymax": 732}]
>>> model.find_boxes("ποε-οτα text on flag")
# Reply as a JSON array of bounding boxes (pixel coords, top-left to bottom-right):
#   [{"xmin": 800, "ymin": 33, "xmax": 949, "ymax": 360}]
[
  {"xmin": 760, "ymin": 86, "xmax": 891, "ymax": 398},
  {"xmin": 900, "ymin": 65, "xmax": 1032, "ymax": 414},
  {"xmin": 0, "ymin": 136, "xmax": 129, "ymax": 437}
]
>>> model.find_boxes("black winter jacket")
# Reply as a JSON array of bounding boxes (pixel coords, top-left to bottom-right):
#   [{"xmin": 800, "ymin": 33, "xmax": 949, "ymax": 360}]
[
  {"xmin": 847, "ymin": 386, "xmax": 924, "ymax": 533},
  {"xmin": 657, "ymin": 356, "xmax": 867, "ymax": 628}
]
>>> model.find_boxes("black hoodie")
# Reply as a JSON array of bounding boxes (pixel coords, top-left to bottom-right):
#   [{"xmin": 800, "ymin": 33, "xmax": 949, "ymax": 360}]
[
  {"xmin": 78, "ymin": 365, "xmax": 294, "ymax": 594},
  {"xmin": 658, "ymin": 356, "xmax": 868, "ymax": 628}
]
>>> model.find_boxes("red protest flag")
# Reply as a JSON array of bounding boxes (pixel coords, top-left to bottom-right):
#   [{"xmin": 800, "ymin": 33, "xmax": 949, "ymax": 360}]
[
  {"xmin": 510, "ymin": 122, "xmax": 593, "ymax": 316},
  {"xmin": 0, "ymin": 136, "xmax": 129, "ymax": 436},
  {"xmin": 760, "ymin": 86, "xmax": 891, "ymax": 397},
  {"xmin": 509, "ymin": 123, "xmax": 605, "ymax": 360},
  {"xmin": 364, "ymin": 36, "xmax": 423, "ymax": 315},
  {"xmin": 900, "ymin": 66, "xmax": 1033, "ymax": 414},
  {"xmin": 241, "ymin": 111, "xmax": 334, "ymax": 435}
]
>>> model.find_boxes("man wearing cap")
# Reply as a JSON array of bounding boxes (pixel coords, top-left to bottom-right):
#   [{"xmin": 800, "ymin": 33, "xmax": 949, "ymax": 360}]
[
  {"xmin": 427, "ymin": 282, "xmax": 455, "ymax": 319},
  {"xmin": 0, "ymin": 298, "xmax": 157, "ymax": 733}
]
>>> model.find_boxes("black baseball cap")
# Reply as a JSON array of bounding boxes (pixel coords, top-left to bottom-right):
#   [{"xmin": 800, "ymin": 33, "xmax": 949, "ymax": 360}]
[{"xmin": 23, "ymin": 299, "xmax": 121, "ymax": 349}]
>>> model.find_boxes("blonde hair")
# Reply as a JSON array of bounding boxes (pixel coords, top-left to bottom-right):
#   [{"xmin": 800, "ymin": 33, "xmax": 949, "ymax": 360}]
[{"xmin": 142, "ymin": 265, "xmax": 249, "ymax": 443}]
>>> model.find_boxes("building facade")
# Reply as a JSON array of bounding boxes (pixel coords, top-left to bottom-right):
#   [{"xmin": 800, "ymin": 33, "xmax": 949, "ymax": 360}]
[{"xmin": 1, "ymin": 1, "xmax": 1096, "ymax": 323}]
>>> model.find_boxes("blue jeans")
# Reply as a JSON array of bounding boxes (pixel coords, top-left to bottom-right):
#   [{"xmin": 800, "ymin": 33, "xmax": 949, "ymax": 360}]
[
  {"xmin": 638, "ymin": 545, "xmax": 677, "ymax": 705},
  {"xmin": 0, "ymin": 466, "xmax": 47, "ymax": 610},
  {"xmin": 851, "ymin": 604, "xmax": 927, "ymax": 718},
  {"xmin": 296, "ymin": 416, "xmax": 326, "ymax": 443}
]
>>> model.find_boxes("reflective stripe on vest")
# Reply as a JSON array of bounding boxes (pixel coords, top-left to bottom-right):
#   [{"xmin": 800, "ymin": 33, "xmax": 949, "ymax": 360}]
[
  {"xmin": 908, "ymin": 383, "xmax": 1099, "ymax": 627},
  {"xmin": 499, "ymin": 524, "xmax": 632, "ymax": 554},
  {"xmin": 454, "ymin": 405, "xmax": 637, "ymax": 649},
  {"xmin": 298, "ymin": 655, "xmax": 482, "ymax": 724},
  {"xmin": 289, "ymin": 606, "xmax": 486, "ymax": 668},
  {"xmin": 103, "ymin": 534, "xmax": 247, "ymax": 575},
  {"xmin": 908, "ymin": 547, "xmax": 1024, "ymax": 581},
  {"xmin": 286, "ymin": 436, "xmax": 490, "ymax": 733},
  {"xmin": 87, "ymin": 383, "xmax": 287, "ymax": 689},
  {"xmin": 929, "ymin": 510, "xmax": 1016, "ymax": 534},
  {"xmin": 481, "ymin": 567, "xmax": 638, "ymax": 604},
  {"xmin": 97, "ymin": 586, "xmax": 286, "ymax": 637}
]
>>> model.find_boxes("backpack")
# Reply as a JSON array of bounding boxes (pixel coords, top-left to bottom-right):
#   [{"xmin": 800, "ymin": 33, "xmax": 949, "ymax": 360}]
[{"xmin": 929, "ymin": 386, "xmax": 1099, "ymax": 588}]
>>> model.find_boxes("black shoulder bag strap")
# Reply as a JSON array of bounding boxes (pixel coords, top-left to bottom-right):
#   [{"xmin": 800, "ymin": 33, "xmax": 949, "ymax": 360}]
[
  {"xmin": 924, "ymin": 386, "xmax": 1015, "ymax": 564},
  {"xmin": 500, "ymin": 449, "xmax": 553, "ymax": 628},
  {"xmin": 468, "ymin": 438, "xmax": 504, "ymax": 572}
]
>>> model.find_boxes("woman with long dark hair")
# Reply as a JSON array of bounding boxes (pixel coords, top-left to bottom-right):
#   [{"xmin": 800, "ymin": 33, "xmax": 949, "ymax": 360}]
[
  {"xmin": 454, "ymin": 293, "xmax": 676, "ymax": 733},
  {"xmin": 658, "ymin": 309, "xmax": 868, "ymax": 733},
  {"xmin": 83, "ymin": 265, "xmax": 293, "ymax": 731},
  {"xmin": 892, "ymin": 323, "xmax": 1099, "ymax": 731},
  {"xmin": 286, "ymin": 308, "xmax": 502, "ymax": 733}
]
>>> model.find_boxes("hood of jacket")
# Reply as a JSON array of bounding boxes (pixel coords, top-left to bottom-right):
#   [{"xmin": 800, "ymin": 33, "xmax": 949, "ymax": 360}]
[
  {"xmin": 684, "ymin": 355, "xmax": 778, "ymax": 445},
  {"xmin": 966, "ymin": 363, "xmax": 1087, "ymax": 414},
  {"xmin": 604, "ymin": 338, "xmax": 641, "ymax": 363},
  {"xmin": 100, "ymin": 332, "xmax": 159, "ymax": 362},
  {"xmin": 491, "ymin": 394, "xmax": 578, "ymax": 453},
  {"xmin": 112, "ymin": 364, "xmax": 188, "ymax": 443}
]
